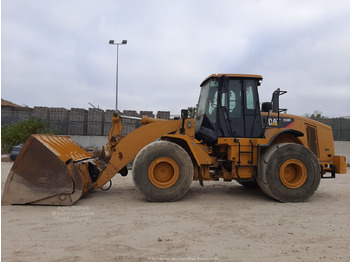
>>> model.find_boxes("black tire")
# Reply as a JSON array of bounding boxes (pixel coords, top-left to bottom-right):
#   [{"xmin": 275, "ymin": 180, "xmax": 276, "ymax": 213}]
[
  {"xmin": 132, "ymin": 141, "xmax": 194, "ymax": 202},
  {"xmin": 257, "ymin": 143, "xmax": 321, "ymax": 202}
]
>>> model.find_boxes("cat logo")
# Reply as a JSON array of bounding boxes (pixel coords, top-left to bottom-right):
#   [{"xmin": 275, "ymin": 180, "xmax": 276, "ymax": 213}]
[
  {"xmin": 268, "ymin": 118, "xmax": 278, "ymax": 126},
  {"xmin": 267, "ymin": 117, "xmax": 295, "ymax": 128}
]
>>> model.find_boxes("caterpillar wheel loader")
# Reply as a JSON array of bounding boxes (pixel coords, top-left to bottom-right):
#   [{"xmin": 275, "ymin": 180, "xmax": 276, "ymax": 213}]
[{"xmin": 2, "ymin": 74, "xmax": 347, "ymax": 205}]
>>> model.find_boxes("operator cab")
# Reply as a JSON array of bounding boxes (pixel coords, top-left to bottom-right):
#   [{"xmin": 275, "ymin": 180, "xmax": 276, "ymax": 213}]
[{"xmin": 195, "ymin": 74, "xmax": 263, "ymax": 144}]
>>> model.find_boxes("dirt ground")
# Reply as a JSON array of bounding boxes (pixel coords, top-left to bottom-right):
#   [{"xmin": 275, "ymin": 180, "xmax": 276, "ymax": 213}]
[{"xmin": 1, "ymin": 162, "xmax": 349, "ymax": 262}]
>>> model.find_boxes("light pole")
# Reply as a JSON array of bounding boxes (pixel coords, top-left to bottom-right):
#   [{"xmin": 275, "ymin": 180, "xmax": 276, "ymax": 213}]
[{"xmin": 109, "ymin": 39, "xmax": 127, "ymax": 111}]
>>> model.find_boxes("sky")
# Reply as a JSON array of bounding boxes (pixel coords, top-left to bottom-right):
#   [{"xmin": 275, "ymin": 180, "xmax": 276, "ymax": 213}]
[{"xmin": 1, "ymin": 0, "xmax": 350, "ymax": 117}]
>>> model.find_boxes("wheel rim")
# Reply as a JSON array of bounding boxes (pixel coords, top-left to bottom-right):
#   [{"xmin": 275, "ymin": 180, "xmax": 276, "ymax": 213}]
[
  {"xmin": 148, "ymin": 157, "xmax": 179, "ymax": 188},
  {"xmin": 280, "ymin": 159, "xmax": 307, "ymax": 189}
]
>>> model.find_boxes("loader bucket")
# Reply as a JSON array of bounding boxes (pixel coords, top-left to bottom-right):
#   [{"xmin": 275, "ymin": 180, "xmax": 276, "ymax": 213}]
[{"xmin": 2, "ymin": 135, "xmax": 98, "ymax": 205}]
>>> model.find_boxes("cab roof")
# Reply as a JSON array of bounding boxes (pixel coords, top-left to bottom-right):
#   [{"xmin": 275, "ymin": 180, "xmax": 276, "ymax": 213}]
[{"xmin": 200, "ymin": 74, "xmax": 263, "ymax": 87}]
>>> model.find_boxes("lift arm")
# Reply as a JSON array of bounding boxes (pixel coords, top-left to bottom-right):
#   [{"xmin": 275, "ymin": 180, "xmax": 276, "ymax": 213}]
[{"xmin": 93, "ymin": 114, "xmax": 184, "ymax": 189}]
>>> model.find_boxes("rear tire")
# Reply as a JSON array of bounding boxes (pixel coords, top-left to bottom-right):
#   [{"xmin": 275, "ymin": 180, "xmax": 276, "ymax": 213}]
[
  {"xmin": 133, "ymin": 141, "xmax": 193, "ymax": 202},
  {"xmin": 257, "ymin": 143, "xmax": 321, "ymax": 202}
]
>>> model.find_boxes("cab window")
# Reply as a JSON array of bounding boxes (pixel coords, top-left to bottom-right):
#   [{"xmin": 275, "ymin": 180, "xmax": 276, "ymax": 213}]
[
  {"xmin": 228, "ymin": 80, "xmax": 242, "ymax": 118},
  {"xmin": 245, "ymin": 80, "xmax": 256, "ymax": 110}
]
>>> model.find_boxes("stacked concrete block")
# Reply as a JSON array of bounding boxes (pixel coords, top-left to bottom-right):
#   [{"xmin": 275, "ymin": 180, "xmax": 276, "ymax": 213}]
[
  {"xmin": 1, "ymin": 107, "xmax": 14, "ymax": 126},
  {"xmin": 49, "ymin": 108, "xmax": 68, "ymax": 135},
  {"xmin": 87, "ymin": 123, "xmax": 102, "ymax": 136},
  {"xmin": 88, "ymin": 108, "xmax": 104, "ymax": 122},
  {"xmin": 68, "ymin": 108, "xmax": 87, "ymax": 135},
  {"xmin": 103, "ymin": 122, "xmax": 112, "ymax": 136},
  {"xmin": 69, "ymin": 108, "xmax": 87, "ymax": 122},
  {"xmin": 122, "ymin": 110, "xmax": 139, "ymax": 117},
  {"xmin": 0, "ymin": 106, "xmax": 32, "ymax": 125},
  {"xmin": 87, "ymin": 108, "xmax": 104, "ymax": 135},
  {"xmin": 121, "ymin": 110, "xmax": 140, "ymax": 137},
  {"xmin": 33, "ymin": 107, "xmax": 50, "ymax": 120},
  {"xmin": 1, "ymin": 107, "xmax": 13, "ymax": 118},
  {"xmin": 50, "ymin": 107, "xmax": 68, "ymax": 121},
  {"xmin": 14, "ymin": 107, "xmax": 33, "ymax": 122},
  {"xmin": 104, "ymin": 109, "xmax": 115, "ymax": 122},
  {"xmin": 140, "ymin": 111, "xmax": 154, "ymax": 118},
  {"xmin": 103, "ymin": 109, "xmax": 115, "ymax": 136},
  {"xmin": 0, "ymin": 107, "xmax": 189, "ymax": 137},
  {"xmin": 156, "ymin": 111, "xmax": 170, "ymax": 119}
]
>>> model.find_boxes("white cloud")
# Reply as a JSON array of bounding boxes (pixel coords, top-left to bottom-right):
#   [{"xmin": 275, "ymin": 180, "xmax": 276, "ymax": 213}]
[{"xmin": 2, "ymin": 0, "xmax": 350, "ymax": 117}]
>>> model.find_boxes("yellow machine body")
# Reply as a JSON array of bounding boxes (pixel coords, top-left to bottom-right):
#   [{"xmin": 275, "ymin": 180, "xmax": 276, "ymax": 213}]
[{"xmin": 2, "ymin": 74, "xmax": 347, "ymax": 205}]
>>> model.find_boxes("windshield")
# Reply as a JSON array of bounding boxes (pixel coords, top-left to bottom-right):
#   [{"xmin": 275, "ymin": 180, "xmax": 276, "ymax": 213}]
[
  {"xmin": 197, "ymin": 80, "xmax": 218, "ymax": 123},
  {"xmin": 197, "ymin": 83, "xmax": 209, "ymax": 117}
]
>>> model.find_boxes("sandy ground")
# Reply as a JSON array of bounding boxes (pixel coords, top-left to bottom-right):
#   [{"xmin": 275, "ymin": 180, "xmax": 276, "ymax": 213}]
[{"xmin": 1, "ymin": 162, "xmax": 349, "ymax": 262}]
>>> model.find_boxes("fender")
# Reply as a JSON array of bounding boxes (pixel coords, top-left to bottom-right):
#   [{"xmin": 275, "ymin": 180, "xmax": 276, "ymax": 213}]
[
  {"xmin": 260, "ymin": 129, "xmax": 304, "ymax": 148},
  {"xmin": 162, "ymin": 134, "xmax": 213, "ymax": 166}
]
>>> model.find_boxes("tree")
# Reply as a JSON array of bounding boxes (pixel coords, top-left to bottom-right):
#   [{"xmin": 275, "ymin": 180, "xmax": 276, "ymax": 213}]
[
  {"xmin": 1, "ymin": 117, "xmax": 56, "ymax": 153},
  {"xmin": 187, "ymin": 106, "xmax": 197, "ymax": 118},
  {"xmin": 304, "ymin": 110, "xmax": 326, "ymax": 120}
]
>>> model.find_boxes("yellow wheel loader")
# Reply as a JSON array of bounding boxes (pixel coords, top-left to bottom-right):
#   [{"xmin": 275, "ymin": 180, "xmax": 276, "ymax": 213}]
[{"xmin": 2, "ymin": 74, "xmax": 347, "ymax": 205}]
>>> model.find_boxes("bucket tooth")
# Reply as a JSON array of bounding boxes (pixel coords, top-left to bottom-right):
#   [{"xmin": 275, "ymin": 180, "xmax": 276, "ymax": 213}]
[{"xmin": 2, "ymin": 135, "xmax": 96, "ymax": 205}]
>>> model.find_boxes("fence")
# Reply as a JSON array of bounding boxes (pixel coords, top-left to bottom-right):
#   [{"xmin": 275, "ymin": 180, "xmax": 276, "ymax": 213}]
[
  {"xmin": 1, "ymin": 106, "xmax": 170, "ymax": 137},
  {"xmin": 318, "ymin": 118, "xmax": 350, "ymax": 141}
]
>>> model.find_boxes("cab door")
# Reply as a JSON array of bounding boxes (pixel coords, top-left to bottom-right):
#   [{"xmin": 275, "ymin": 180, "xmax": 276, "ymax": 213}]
[{"xmin": 217, "ymin": 78, "xmax": 263, "ymax": 138}]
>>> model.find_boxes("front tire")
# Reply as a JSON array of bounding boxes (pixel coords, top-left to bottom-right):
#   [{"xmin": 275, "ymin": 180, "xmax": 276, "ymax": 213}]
[
  {"xmin": 132, "ymin": 141, "xmax": 193, "ymax": 202},
  {"xmin": 257, "ymin": 143, "xmax": 321, "ymax": 202}
]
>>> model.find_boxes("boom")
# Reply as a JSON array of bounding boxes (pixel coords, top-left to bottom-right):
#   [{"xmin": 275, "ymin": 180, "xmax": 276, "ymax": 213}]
[{"xmin": 93, "ymin": 114, "xmax": 185, "ymax": 189}]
